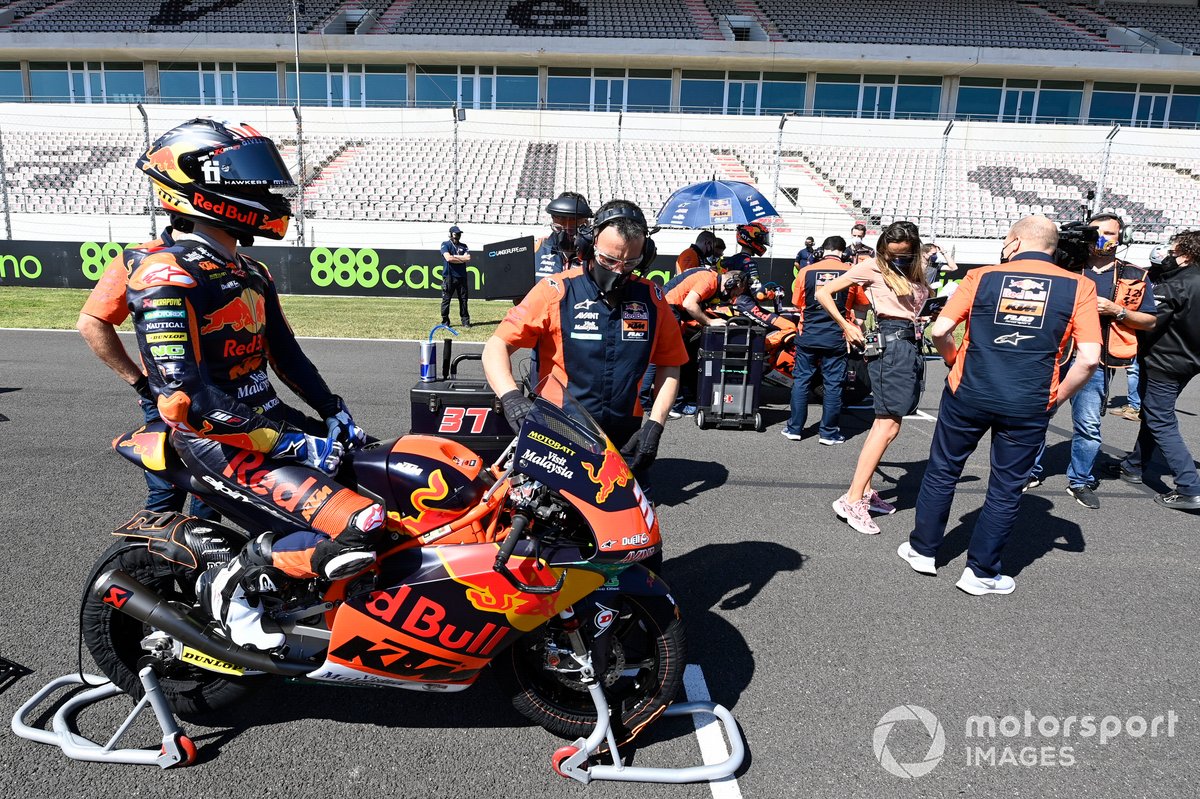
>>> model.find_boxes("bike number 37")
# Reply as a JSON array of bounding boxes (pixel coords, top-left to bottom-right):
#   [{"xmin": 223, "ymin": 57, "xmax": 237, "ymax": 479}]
[{"xmin": 439, "ymin": 407, "xmax": 489, "ymax": 434}]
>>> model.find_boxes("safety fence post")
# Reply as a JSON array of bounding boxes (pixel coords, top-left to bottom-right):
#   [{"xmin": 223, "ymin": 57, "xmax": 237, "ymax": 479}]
[
  {"xmin": 1095, "ymin": 123, "xmax": 1120, "ymax": 215},
  {"xmin": 0, "ymin": 119, "xmax": 11, "ymax": 240},
  {"xmin": 137, "ymin": 104, "xmax": 155, "ymax": 239},
  {"xmin": 932, "ymin": 119, "xmax": 953, "ymax": 242}
]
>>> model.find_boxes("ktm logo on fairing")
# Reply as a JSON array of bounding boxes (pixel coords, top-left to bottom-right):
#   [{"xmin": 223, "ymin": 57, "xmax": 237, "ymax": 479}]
[
  {"xmin": 102, "ymin": 586, "xmax": 133, "ymax": 609},
  {"xmin": 582, "ymin": 445, "xmax": 632, "ymax": 504},
  {"xmin": 201, "ymin": 288, "xmax": 265, "ymax": 334}
]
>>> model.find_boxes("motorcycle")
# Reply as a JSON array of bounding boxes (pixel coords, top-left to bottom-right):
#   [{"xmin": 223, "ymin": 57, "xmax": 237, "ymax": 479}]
[{"xmin": 69, "ymin": 380, "xmax": 712, "ymax": 777}]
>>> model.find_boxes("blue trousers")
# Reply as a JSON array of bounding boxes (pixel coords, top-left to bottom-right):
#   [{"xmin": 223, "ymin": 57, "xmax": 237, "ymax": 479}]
[
  {"xmin": 911, "ymin": 388, "xmax": 1050, "ymax": 579},
  {"xmin": 139, "ymin": 398, "xmax": 219, "ymax": 520},
  {"xmin": 1123, "ymin": 370, "xmax": 1199, "ymax": 496},
  {"xmin": 1028, "ymin": 365, "xmax": 1104, "ymax": 487},
  {"xmin": 1125, "ymin": 360, "xmax": 1141, "ymax": 412},
  {"xmin": 785, "ymin": 345, "xmax": 846, "ymax": 438}
]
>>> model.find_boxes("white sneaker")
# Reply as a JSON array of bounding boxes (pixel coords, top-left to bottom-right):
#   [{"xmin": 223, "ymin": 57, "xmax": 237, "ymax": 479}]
[
  {"xmin": 780, "ymin": 429, "xmax": 803, "ymax": 441},
  {"xmin": 897, "ymin": 542, "xmax": 936, "ymax": 575},
  {"xmin": 955, "ymin": 567, "xmax": 1015, "ymax": 596},
  {"xmin": 832, "ymin": 494, "xmax": 880, "ymax": 535}
]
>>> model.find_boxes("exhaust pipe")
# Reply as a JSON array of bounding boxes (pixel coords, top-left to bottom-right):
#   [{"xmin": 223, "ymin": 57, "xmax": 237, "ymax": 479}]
[{"xmin": 94, "ymin": 569, "xmax": 312, "ymax": 678}]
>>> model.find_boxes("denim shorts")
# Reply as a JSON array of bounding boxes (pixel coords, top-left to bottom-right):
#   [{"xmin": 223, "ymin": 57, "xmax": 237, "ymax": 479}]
[{"xmin": 867, "ymin": 324, "xmax": 924, "ymax": 418}]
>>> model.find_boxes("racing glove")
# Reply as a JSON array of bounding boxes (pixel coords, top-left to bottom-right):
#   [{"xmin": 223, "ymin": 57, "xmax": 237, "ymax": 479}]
[
  {"xmin": 620, "ymin": 419, "xmax": 664, "ymax": 472},
  {"xmin": 500, "ymin": 389, "xmax": 535, "ymax": 434},
  {"xmin": 325, "ymin": 397, "xmax": 367, "ymax": 449},
  {"xmin": 270, "ymin": 430, "xmax": 344, "ymax": 476},
  {"xmin": 132, "ymin": 374, "xmax": 155, "ymax": 403}
]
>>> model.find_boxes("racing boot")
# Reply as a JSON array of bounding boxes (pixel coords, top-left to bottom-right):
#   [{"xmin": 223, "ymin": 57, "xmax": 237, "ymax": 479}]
[
  {"xmin": 312, "ymin": 503, "xmax": 386, "ymax": 582},
  {"xmin": 198, "ymin": 533, "xmax": 287, "ymax": 651}
]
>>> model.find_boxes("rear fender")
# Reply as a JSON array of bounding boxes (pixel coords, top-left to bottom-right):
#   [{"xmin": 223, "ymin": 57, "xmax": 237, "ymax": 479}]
[{"xmin": 110, "ymin": 510, "xmax": 248, "ymax": 576}]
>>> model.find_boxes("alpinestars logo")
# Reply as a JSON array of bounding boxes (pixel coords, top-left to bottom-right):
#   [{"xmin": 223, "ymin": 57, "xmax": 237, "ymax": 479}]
[{"xmin": 994, "ymin": 331, "xmax": 1035, "ymax": 346}]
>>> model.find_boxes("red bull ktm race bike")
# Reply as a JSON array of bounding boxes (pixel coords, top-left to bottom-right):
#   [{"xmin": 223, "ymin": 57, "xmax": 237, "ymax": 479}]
[{"xmin": 14, "ymin": 381, "xmax": 742, "ymax": 783}]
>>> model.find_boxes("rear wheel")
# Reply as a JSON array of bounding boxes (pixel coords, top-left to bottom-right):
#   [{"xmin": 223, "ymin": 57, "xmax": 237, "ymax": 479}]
[
  {"xmin": 495, "ymin": 595, "xmax": 685, "ymax": 745},
  {"xmin": 82, "ymin": 540, "xmax": 263, "ymax": 719}
]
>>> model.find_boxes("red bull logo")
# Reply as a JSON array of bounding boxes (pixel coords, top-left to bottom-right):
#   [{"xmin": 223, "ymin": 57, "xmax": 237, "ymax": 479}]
[
  {"xmin": 440, "ymin": 547, "xmax": 565, "ymax": 623},
  {"xmin": 147, "ymin": 146, "xmax": 177, "ymax": 173},
  {"xmin": 201, "ymin": 288, "xmax": 265, "ymax": 335},
  {"xmin": 259, "ymin": 216, "xmax": 289, "ymax": 237},
  {"xmin": 582, "ymin": 444, "xmax": 632, "ymax": 504},
  {"xmin": 118, "ymin": 430, "xmax": 167, "ymax": 471},
  {"xmin": 192, "ymin": 192, "xmax": 260, "ymax": 227}
]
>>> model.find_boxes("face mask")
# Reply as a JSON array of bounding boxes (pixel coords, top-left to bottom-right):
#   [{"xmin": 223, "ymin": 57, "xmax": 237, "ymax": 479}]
[
  {"xmin": 887, "ymin": 255, "xmax": 915, "ymax": 272},
  {"xmin": 589, "ymin": 261, "xmax": 629, "ymax": 299},
  {"xmin": 1090, "ymin": 235, "xmax": 1118, "ymax": 257},
  {"xmin": 852, "ymin": 236, "xmax": 863, "ymax": 246},
  {"xmin": 1000, "ymin": 241, "xmax": 1015, "ymax": 264}
]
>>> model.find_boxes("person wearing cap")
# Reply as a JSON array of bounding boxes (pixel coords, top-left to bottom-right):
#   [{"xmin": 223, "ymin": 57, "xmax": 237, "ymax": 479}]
[
  {"xmin": 794, "ymin": 237, "xmax": 817, "ymax": 271},
  {"xmin": 675, "ymin": 230, "xmax": 719, "ymax": 275},
  {"xmin": 440, "ymin": 225, "xmax": 471, "ymax": 328},
  {"xmin": 535, "ymin": 191, "xmax": 592, "ymax": 279}
]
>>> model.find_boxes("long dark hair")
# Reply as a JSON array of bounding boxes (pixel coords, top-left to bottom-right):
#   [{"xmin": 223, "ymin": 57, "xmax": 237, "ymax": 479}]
[{"xmin": 874, "ymin": 221, "xmax": 925, "ymax": 297}]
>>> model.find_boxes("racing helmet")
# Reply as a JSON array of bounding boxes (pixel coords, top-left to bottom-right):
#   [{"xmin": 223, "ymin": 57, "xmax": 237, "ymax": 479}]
[
  {"xmin": 736, "ymin": 221, "xmax": 770, "ymax": 255},
  {"xmin": 138, "ymin": 118, "xmax": 294, "ymax": 242}
]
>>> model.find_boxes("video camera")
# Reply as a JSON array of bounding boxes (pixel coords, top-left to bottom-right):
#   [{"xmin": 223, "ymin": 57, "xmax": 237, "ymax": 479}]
[{"xmin": 1054, "ymin": 221, "xmax": 1098, "ymax": 270}]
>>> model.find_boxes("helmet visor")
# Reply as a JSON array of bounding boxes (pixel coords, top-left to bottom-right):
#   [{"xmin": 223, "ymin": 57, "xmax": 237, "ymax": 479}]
[{"xmin": 181, "ymin": 137, "xmax": 294, "ymax": 192}]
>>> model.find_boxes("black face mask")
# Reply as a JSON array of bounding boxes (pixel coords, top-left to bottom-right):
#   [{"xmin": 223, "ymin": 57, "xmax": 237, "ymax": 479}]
[
  {"xmin": 589, "ymin": 262, "xmax": 630, "ymax": 301},
  {"xmin": 887, "ymin": 255, "xmax": 916, "ymax": 273}
]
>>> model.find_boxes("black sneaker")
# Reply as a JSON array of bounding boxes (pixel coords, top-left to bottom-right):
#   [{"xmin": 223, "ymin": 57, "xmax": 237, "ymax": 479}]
[
  {"xmin": 1022, "ymin": 475, "xmax": 1043, "ymax": 493},
  {"xmin": 1104, "ymin": 462, "xmax": 1143, "ymax": 484},
  {"xmin": 1067, "ymin": 484, "xmax": 1100, "ymax": 509},
  {"xmin": 1154, "ymin": 491, "xmax": 1200, "ymax": 511}
]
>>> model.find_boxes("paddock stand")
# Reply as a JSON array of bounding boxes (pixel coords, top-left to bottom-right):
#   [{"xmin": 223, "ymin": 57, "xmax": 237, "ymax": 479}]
[
  {"xmin": 549, "ymin": 619, "xmax": 745, "ymax": 784},
  {"xmin": 11, "ymin": 666, "xmax": 196, "ymax": 768}
]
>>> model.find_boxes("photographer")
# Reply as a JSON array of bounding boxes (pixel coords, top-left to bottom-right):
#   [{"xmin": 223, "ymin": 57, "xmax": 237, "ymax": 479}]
[
  {"xmin": 1027, "ymin": 214, "xmax": 1155, "ymax": 508},
  {"xmin": 1113, "ymin": 231, "xmax": 1200, "ymax": 510},
  {"xmin": 899, "ymin": 216, "xmax": 1101, "ymax": 595},
  {"xmin": 816, "ymin": 221, "xmax": 928, "ymax": 536}
]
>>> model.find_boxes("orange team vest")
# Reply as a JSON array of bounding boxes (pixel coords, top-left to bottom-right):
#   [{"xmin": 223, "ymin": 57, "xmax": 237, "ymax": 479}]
[{"xmin": 1105, "ymin": 261, "xmax": 1149, "ymax": 366}]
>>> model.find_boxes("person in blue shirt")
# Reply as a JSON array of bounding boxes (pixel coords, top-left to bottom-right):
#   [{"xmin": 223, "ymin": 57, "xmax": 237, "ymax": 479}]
[
  {"xmin": 440, "ymin": 225, "xmax": 472, "ymax": 328},
  {"xmin": 794, "ymin": 237, "xmax": 817, "ymax": 271}
]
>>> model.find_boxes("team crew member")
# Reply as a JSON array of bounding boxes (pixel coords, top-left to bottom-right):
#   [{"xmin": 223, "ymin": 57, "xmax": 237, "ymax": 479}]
[
  {"xmin": 131, "ymin": 119, "xmax": 386, "ymax": 649},
  {"xmin": 724, "ymin": 222, "xmax": 770, "ymax": 288},
  {"xmin": 77, "ymin": 230, "xmax": 218, "ymax": 522},
  {"xmin": 1113, "ymin": 231, "xmax": 1200, "ymax": 510},
  {"xmin": 440, "ymin": 225, "xmax": 472, "ymax": 328},
  {"xmin": 844, "ymin": 222, "xmax": 876, "ymax": 262},
  {"xmin": 534, "ymin": 191, "xmax": 592, "ymax": 279},
  {"xmin": 483, "ymin": 200, "xmax": 688, "ymax": 491},
  {"xmin": 817, "ymin": 221, "xmax": 929, "ymax": 535},
  {"xmin": 675, "ymin": 230, "xmax": 718, "ymax": 274},
  {"xmin": 1027, "ymin": 213, "xmax": 1155, "ymax": 507},
  {"xmin": 794, "ymin": 237, "xmax": 817, "ymax": 271},
  {"xmin": 898, "ymin": 216, "xmax": 1101, "ymax": 595},
  {"xmin": 783, "ymin": 236, "xmax": 857, "ymax": 445}
]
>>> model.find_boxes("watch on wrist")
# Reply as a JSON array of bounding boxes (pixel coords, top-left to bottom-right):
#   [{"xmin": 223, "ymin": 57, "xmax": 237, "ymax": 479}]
[{"xmin": 1115, "ymin": 307, "xmax": 1128, "ymax": 322}]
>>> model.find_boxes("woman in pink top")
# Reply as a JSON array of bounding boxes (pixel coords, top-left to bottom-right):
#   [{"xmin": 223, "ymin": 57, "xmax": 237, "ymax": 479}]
[{"xmin": 815, "ymin": 221, "xmax": 929, "ymax": 535}]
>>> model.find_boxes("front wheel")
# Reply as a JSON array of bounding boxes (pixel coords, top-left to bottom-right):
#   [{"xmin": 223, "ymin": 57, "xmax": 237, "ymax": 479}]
[
  {"xmin": 494, "ymin": 595, "xmax": 685, "ymax": 745},
  {"xmin": 81, "ymin": 540, "xmax": 264, "ymax": 718}
]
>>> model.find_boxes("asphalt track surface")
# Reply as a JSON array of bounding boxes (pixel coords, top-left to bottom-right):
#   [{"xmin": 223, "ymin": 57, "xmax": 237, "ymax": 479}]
[{"xmin": 1, "ymin": 328, "xmax": 1197, "ymax": 799}]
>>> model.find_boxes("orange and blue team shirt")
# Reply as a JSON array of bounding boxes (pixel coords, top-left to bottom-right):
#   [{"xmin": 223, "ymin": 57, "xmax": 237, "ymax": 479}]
[
  {"xmin": 663, "ymin": 267, "xmax": 721, "ymax": 326},
  {"xmin": 791, "ymin": 255, "xmax": 863, "ymax": 348},
  {"xmin": 495, "ymin": 268, "xmax": 687, "ymax": 428},
  {"xmin": 940, "ymin": 252, "xmax": 1102, "ymax": 416}
]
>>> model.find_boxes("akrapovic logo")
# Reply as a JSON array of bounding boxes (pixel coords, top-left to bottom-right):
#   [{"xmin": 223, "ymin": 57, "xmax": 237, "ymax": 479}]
[{"xmin": 489, "ymin": 246, "xmax": 528, "ymax": 257}]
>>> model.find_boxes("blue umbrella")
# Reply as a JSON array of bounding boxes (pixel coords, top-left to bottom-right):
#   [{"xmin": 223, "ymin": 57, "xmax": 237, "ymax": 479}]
[{"xmin": 656, "ymin": 179, "xmax": 779, "ymax": 229}]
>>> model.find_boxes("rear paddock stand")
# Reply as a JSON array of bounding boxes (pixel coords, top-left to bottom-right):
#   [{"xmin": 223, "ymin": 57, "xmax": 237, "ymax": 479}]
[
  {"xmin": 11, "ymin": 666, "xmax": 195, "ymax": 768},
  {"xmin": 551, "ymin": 678, "xmax": 745, "ymax": 784}
]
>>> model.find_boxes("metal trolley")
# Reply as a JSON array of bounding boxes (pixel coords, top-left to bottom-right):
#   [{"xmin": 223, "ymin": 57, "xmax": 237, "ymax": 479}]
[{"xmin": 695, "ymin": 318, "xmax": 766, "ymax": 431}]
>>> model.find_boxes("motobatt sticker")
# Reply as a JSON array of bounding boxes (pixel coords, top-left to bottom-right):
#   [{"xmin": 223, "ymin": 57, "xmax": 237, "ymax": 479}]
[
  {"xmin": 180, "ymin": 647, "xmax": 246, "ymax": 676},
  {"xmin": 622, "ymin": 318, "xmax": 649, "ymax": 341},
  {"xmin": 995, "ymin": 275, "xmax": 1051, "ymax": 329}
]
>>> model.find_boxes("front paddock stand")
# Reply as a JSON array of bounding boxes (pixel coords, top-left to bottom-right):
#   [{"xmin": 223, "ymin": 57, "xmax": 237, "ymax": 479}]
[
  {"xmin": 11, "ymin": 666, "xmax": 196, "ymax": 768},
  {"xmin": 552, "ymin": 680, "xmax": 745, "ymax": 784}
]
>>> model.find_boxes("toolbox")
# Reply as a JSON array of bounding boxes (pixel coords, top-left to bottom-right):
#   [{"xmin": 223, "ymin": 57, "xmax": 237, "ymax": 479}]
[
  {"xmin": 409, "ymin": 339, "xmax": 515, "ymax": 464},
  {"xmin": 695, "ymin": 319, "xmax": 766, "ymax": 431}
]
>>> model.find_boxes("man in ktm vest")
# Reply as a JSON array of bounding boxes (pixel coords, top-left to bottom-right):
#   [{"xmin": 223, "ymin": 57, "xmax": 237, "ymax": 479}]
[{"xmin": 1027, "ymin": 213, "xmax": 1155, "ymax": 509}]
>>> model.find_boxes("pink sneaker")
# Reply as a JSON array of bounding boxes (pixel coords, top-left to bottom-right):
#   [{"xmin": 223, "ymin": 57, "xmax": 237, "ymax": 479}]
[
  {"xmin": 832, "ymin": 494, "xmax": 881, "ymax": 535},
  {"xmin": 867, "ymin": 490, "xmax": 897, "ymax": 516}
]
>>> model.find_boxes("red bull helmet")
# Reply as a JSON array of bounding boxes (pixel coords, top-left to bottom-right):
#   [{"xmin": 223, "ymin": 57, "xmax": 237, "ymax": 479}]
[
  {"xmin": 737, "ymin": 221, "xmax": 770, "ymax": 255},
  {"xmin": 138, "ymin": 118, "xmax": 294, "ymax": 242}
]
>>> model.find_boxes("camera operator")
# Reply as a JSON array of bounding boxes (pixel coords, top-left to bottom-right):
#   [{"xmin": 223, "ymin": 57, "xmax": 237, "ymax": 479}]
[
  {"xmin": 1112, "ymin": 231, "xmax": 1200, "ymax": 510},
  {"xmin": 898, "ymin": 215, "xmax": 1101, "ymax": 595},
  {"xmin": 843, "ymin": 223, "xmax": 876, "ymax": 263},
  {"xmin": 1026, "ymin": 213, "xmax": 1155, "ymax": 509}
]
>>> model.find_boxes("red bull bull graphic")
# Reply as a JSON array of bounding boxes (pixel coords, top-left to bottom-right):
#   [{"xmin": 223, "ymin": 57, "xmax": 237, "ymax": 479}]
[
  {"xmin": 259, "ymin": 216, "xmax": 289, "ymax": 238},
  {"xmin": 582, "ymin": 444, "xmax": 632, "ymax": 504},
  {"xmin": 116, "ymin": 429, "xmax": 167, "ymax": 472},
  {"xmin": 146, "ymin": 146, "xmax": 178, "ymax": 174},
  {"xmin": 201, "ymin": 288, "xmax": 266, "ymax": 334}
]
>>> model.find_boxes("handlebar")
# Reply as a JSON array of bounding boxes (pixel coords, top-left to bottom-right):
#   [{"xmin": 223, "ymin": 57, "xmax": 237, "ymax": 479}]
[{"xmin": 493, "ymin": 511, "xmax": 566, "ymax": 595}]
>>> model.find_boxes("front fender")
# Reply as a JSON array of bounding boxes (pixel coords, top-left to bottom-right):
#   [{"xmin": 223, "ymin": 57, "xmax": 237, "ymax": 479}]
[{"xmin": 585, "ymin": 564, "xmax": 680, "ymax": 633}]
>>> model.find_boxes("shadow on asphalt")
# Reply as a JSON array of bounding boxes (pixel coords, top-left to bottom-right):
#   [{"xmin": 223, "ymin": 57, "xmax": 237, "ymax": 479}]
[
  {"xmin": 935, "ymin": 493, "xmax": 1086, "ymax": 577},
  {"xmin": 651, "ymin": 456, "xmax": 730, "ymax": 507}
]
